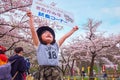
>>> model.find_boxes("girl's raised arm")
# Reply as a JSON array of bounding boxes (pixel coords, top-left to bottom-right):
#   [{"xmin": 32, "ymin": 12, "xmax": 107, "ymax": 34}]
[
  {"xmin": 27, "ymin": 11, "xmax": 39, "ymax": 47},
  {"xmin": 58, "ymin": 26, "xmax": 78, "ymax": 47}
]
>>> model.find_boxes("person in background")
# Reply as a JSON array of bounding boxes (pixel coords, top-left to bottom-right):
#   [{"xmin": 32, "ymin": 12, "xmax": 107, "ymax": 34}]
[
  {"xmin": 81, "ymin": 70, "xmax": 86, "ymax": 77},
  {"xmin": 0, "ymin": 45, "xmax": 8, "ymax": 66},
  {"xmin": 103, "ymin": 71, "xmax": 107, "ymax": 80},
  {"xmin": 27, "ymin": 11, "xmax": 79, "ymax": 80},
  {"xmin": 25, "ymin": 58, "xmax": 31, "ymax": 75},
  {"xmin": 9, "ymin": 47, "xmax": 27, "ymax": 80},
  {"xmin": 0, "ymin": 45, "xmax": 12, "ymax": 80}
]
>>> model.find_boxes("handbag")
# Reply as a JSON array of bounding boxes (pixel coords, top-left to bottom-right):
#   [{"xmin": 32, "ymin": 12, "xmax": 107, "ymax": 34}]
[{"xmin": 26, "ymin": 74, "xmax": 34, "ymax": 80}]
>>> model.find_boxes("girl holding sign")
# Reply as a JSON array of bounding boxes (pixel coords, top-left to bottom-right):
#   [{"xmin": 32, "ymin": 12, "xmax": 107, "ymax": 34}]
[{"xmin": 27, "ymin": 11, "xmax": 78, "ymax": 80}]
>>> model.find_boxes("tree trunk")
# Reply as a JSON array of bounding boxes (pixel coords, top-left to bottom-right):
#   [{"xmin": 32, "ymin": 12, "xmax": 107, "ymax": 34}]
[
  {"xmin": 89, "ymin": 53, "xmax": 96, "ymax": 80},
  {"xmin": 70, "ymin": 59, "xmax": 75, "ymax": 76}
]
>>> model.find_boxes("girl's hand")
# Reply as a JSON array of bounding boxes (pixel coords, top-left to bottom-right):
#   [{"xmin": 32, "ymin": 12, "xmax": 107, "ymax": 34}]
[
  {"xmin": 27, "ymin": 11, "xmax": 33, "ymax": 18},
  {"xmin": 73, "ymin": 26, "xmax": 79, "ymax": 31}
]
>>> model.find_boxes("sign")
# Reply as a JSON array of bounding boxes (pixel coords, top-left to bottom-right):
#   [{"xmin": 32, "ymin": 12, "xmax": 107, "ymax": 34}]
[
  {"xmin": 102, "ymin": 64, "xmax": 118, "ymax": 71},
  {"xmin": 31, "ymin": 0, "xmax": 74, "ymax": 26}
]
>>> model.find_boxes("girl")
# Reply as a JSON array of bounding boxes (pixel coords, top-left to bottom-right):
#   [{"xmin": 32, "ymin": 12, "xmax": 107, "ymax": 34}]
[{"xmin": 27, "ymin": 11, "xmax": 78, "ymax": 80}]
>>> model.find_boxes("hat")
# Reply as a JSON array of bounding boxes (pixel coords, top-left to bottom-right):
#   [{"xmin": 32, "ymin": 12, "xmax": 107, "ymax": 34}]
[
  {"xmin": 0, "ymin": 54, "xmax": 8, "ymax": 65},
  {"xmin": 0, "ymin": 54, "xmax": 8, "ymax": 62},
  {"xmin": 0, "ymin": 46, "xmax": 6, "ymax": 52},
  {"xmin": 37, "ymin": 26, "xmax": 55, "ymax": 44}
]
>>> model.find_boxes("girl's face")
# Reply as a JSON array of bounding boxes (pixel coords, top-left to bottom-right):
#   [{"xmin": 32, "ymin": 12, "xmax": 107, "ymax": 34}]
[{"xmin": 41, "ymin": 31, "xmax": 53, "ymax": 44}]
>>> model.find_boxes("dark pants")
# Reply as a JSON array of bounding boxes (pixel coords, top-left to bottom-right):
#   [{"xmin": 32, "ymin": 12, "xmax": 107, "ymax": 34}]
[{"xmin": 38, "ymin": 65, "xmax": 63, "ymax": 80}]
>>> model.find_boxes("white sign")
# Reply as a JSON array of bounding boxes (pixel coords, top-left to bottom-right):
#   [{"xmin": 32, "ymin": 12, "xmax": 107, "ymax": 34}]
[
  {"xmin": 104, "ymin": 64, "xmax": 118, "ymax": 70},
  {"xmin": 31, "ymin": 0, "xmax": 74, "ymax": 26}
]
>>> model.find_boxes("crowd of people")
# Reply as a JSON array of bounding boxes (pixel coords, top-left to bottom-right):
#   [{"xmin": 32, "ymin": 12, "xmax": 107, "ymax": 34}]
[{"xmin": 0, "ymin": 46, "xmax": 31, "ymax": 80}]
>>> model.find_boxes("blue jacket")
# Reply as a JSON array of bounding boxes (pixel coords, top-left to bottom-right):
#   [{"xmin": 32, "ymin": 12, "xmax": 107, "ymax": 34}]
[{"xmin": 8, "ymin": 54, "xmax": 27, "ymax": 80}]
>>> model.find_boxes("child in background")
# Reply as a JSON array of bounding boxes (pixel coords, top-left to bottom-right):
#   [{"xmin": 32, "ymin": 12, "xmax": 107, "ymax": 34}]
[
  {"xmin": 0, "ymin": 45, "xmax": 8, "ymax": 66},
  {"xmin": 27, "ymin": 11, "xmax": 79, "ymax": 80},
  {"xmin": 0, "ymin": 45, "xmax": 12, "ymax": 80}
]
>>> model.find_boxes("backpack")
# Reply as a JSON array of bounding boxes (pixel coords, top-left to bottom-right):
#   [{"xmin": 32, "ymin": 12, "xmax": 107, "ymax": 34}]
[
  {"xmin": 0, "ymin": 60, "xmax": 16, "ymax": 80},
  {"xmin": 0, "ymin": 62, "xmax": 12, "ymax": 80}
]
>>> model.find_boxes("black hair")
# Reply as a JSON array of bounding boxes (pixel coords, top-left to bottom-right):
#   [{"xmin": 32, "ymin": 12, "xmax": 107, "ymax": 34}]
[
  {"xmin": 14, "ymin": 47, "xmax": 23, "ymax": 53},
  {"xmin": 37, "ymin": 26, "xmax": 56, "ymax": 45}
]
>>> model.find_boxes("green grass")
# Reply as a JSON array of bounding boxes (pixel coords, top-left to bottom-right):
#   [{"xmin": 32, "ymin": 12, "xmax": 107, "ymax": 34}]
[
  {"xmin": 64, "ymin": 76, "xmax": 99, "ymax": 80},
  {"xmin": 64, "ymin": 76, "xmax": 120, "ymax": 80},
  {"xmin": 65, "ymin": 76, "xmax": 88, "ymax": 80}
]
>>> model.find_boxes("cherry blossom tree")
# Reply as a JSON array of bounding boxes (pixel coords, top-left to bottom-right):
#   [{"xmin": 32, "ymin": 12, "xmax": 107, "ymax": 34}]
[
  {"xmin": 0, "ymin": 0, "xmax": 32, "ymax": 50},
  {"xmin": 60, "ymin": 18, "xmax": 120, "ymax": 79},
  {"xmin": 1, "ymin": 0, "xmax": 120, "ymax": 77}
]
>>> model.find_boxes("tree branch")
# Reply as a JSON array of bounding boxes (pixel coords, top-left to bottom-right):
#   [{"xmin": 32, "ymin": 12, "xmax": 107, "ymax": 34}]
[{"xmin": 0, "ymin": 3, "xmax": 32, "ymax": 14}]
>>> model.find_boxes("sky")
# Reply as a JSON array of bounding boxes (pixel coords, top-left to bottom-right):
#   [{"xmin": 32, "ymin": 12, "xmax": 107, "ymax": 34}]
[{"xmin": 37, "ymin": 0, "xmax": 120, "ymax": 43}]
